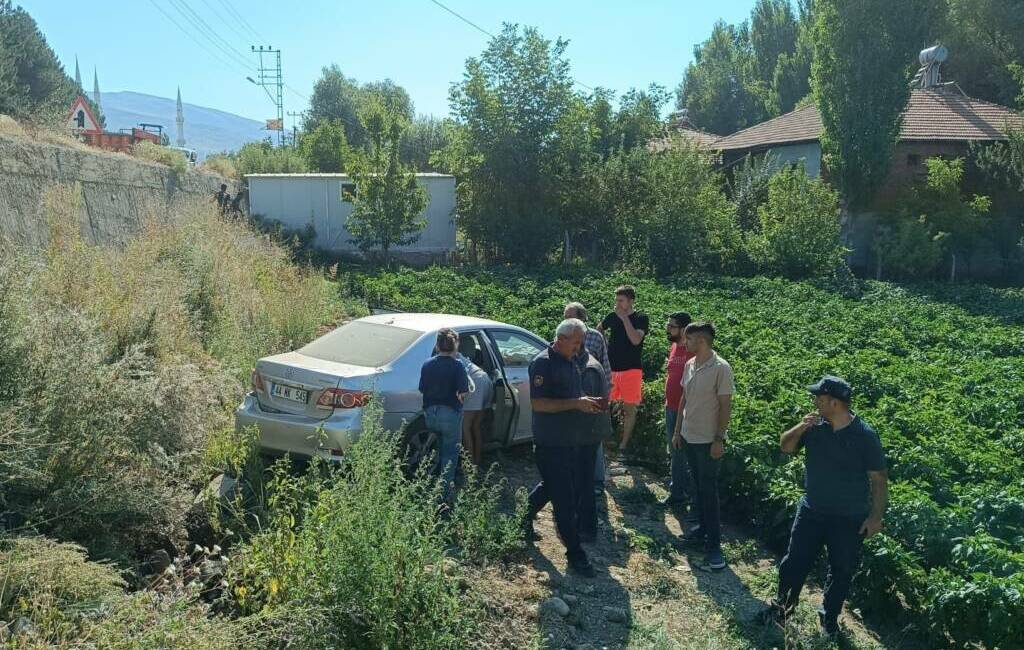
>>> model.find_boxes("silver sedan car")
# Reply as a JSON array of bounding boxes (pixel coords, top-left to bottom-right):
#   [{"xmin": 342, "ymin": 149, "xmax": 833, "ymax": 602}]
[{"xmin": 235, "ymin": 313, "xmax": 551, "ymax": 468}]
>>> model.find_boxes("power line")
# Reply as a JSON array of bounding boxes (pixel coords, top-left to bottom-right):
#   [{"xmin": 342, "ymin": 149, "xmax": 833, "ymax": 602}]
[
  {"xmin": 166, "ymin": 0, "xmax": 254, "ymax": 70},
  {"xmin": 146, "ymin": 0, "xmax": 250, "ymax": 75},
  {"xmin": 427, "ymin": 0, "xmax": 494, "ymax": 38},
  {"xmin": 196, "ymin": 0, "xmax": 257, "ymax": 49},
  {"xmin": 218, "ymin": 0, "xmax": 268, "ymax": 44},
  {"xmin": 174, "ymin": 0, "xmax": 252, "ymax": 64},
  {"xmin": 424, "ymin": 0, "xmax": 593, "ymax": 92}
]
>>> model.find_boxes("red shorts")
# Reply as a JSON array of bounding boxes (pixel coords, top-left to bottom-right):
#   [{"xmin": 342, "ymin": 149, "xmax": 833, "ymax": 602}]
[{"xmin": 610, "ymin": 369, "xmax": 643, "ymax": 405}]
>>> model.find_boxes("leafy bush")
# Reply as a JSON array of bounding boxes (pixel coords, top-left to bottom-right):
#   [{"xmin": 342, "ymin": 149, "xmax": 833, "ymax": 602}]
[
  {"xmin": 227, "ymin": 407, "xmax": 523, "ymax": 649},
  {"xmin": 200, "ymin": 154, "xmax": 239, "ymax": 179},
  {"xmin": 234, "ymin": 140, "xmax": 308, "ymax": 176},
  {"xmin": 350, "ymin": 265, "xmax": 1024, "ymax": 648},
  {"xmin": 132, "ymin": 141, "xmax": 188, "ymax": 178},
  {"xmin": 873, "ymin": 215, "xmax": 946, "ymax": 280},
  {"xmin": 746, "ymin": 164, "xmax": 845, "ymax": 278}
]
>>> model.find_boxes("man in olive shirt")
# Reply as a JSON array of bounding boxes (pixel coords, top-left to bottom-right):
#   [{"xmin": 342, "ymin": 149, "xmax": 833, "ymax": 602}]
[
  {"xmin": 672, "ymin": 322, "xmax": 733, "ymax": 571},
  {"xmin": 759, "ymin": 376, "xmax": 888, "ymax": 639}
]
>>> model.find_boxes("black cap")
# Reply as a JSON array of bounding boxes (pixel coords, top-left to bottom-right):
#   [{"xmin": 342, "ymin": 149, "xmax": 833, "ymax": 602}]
[{"xmin": 807, "ymin": 375, "xmax": 852, "ymax": 402}]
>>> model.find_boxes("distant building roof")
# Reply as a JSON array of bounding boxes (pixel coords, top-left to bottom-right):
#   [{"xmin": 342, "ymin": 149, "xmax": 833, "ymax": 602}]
[
  {"xmin": 714, "ymin": 88, "xmax": 1024, "ymax": 152},
  {"xmin": 649, "ymin": 127, "xmax": 720, "ymax": 152}
]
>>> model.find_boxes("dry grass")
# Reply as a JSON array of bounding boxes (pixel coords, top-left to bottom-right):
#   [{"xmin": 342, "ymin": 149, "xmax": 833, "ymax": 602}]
[
  {"xmin": 200, "ymin": 154, "xmax": 239, "ymax": 179},
  {"xmin": 0, "ymin": 113, "xmax": 100, "ymax": 154}
]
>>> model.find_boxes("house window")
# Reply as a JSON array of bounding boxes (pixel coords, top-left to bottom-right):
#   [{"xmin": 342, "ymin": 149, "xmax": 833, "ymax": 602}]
[
  {"xmin": 907, "ymin": 154, "xmax": 921, "ymax": 167},
  {"xmin": 341, "ymin": 182, "xmax": 356, "ymax": 202}
]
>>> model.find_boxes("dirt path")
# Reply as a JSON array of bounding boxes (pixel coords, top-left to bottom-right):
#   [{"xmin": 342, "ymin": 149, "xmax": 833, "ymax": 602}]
[{"xmin": 469, "ymin": 446, "xmax": 925, "ymax": 650}]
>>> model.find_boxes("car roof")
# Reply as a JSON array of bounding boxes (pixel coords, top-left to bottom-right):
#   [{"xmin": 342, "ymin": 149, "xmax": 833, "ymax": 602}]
[{"xmin": 357, "ymin": 312, "xmax": 510, "ymax": 333}]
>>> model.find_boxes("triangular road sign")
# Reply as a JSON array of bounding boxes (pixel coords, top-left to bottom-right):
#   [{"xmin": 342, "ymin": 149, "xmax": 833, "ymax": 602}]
[{"xmin": 65, "ymin": 95, "xmax": 102, "ymax": 134}]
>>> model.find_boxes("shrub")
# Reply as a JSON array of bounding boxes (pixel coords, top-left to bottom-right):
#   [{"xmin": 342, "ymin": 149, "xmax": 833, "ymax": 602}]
[
  {"xmin": 227, "ymin": 406, "xmax": 522, "ymax": 649},
  {"xmin": 234, "ymin": 140, "xmax": 308, "ymax": 175},
  {"xmin": 873, "ymin": 215, "xmax": 946, "ymax": 280},
  {"xmin": 200, "ymin": 154, "xmax": 238, "ymax": 179},
  {"xmin": 746, "ymin": 164, "xmax": 846, "ymax": 278},
  {"xmin": 132, "ymin": 141, "xmax": 188, "ymax": 178}
]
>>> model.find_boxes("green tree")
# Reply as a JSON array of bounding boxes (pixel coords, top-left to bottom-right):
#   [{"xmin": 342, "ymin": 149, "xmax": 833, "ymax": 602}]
[
  {"xmin": 437, "ymin": 24, "xmax": 575, "ymax": 262},
  {"xmin": 940, "ymin": 0, "xmax": 1024, "ymax": 108},
  {"xmin": 907, "ymin": 157, "xmax": 991, "ymax": 281},
  {"xmin": 611, "ymin": 84, "xmax": 669, "ymax": 151},
  {"xmin": 234, "ymin": 140, "xmax": 308, "ymax": 175},
  {"xmin": 747, "ymin": 164, "xmax": 845, "ymax": 278},
  {"xmin": 399, "ymin": 115, "xmax": 449, "ymax": 171},
  {"xmin": 305, "ymin": 65, "xmax": 414, "ymax": 151},
  {"xmin": 676, "ymin": 21, "xmax": 765, "ymax": 135},
  {"xmin": 768, "ymin": 0, "xmax": 815, "ymax": 114},
  {"xmin": 346, "ymin": 102, "xmax": 428, "ymax": 263},
  {"xmin": 750, "ymin": 0, "xmax": 799, "ymax": 106},
  {"xmin": 973, "ymin": 64, "xmax": 1024, "ymax": 192},
  {"xmin": 811, "ymin": 0, "xmax": 941, "ymax": 208},
  {"xmin": 0, "ymin": 1, "xmax": 101, "ymax": 125},
  {"xmin": 299, "ymin": 119, "xmax": 349, "ymax": 172}
]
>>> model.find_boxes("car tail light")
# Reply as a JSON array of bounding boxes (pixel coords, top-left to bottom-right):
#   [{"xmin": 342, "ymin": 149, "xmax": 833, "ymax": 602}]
[
  {"xmin": 251, "ymin": 369, "xmax": 265, "ymax": 392},
  {"xmin": 316, "ymin": 389, "xmax": 372, "ymax": 409}
]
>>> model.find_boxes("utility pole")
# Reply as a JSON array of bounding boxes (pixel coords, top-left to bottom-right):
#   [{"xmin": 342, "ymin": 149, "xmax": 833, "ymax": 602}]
[
  {"xmin": 287, "ymin": 110, "xmax": 304, "ymax": 148},
  {"xmin": 250, "ymin": 46, "xmax": 284, "ymax": 146}
]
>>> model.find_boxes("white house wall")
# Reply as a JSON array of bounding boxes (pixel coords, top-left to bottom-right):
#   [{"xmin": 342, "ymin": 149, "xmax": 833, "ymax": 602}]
[
  {"xmin": 766, "ymin": 143, "xmax": 823, "ymax": 178},
  {"xmin": 246, "ymin": 174, "xmax": 456, "ymax": 254}
]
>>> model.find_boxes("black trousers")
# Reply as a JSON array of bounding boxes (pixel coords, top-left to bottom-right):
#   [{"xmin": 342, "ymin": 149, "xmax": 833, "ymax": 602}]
[
  {"xmin": 685, "ymin": 442, "xmax": 722, "ymax": 552},
  {"xmin": 527, "ymin": 443, "xmax": 598, "ymax": 564},
  {"xmin": 776, "ymin": 502, "xmax": 864, "ymax": 622}
]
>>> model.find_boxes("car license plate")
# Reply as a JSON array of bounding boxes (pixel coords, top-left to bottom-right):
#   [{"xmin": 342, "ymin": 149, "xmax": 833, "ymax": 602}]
[{"xmin": 271, "ymin": 383, "xmax": 308, "ymax": 404}]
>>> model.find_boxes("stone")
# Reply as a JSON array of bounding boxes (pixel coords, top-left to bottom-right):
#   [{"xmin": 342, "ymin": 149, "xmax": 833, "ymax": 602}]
[
  {"xmin": 603, "ymin": 606, "xmax": 629, "ymax": 623},
  {"xmin": 194, "ymin": 473, "xmax": 238, "ymax": 506},
  {"xmin": 144, "ymin": 549, "xmax": 172, "ymax": 574},
  {"xmin": 10, "ymin": 617, "xmax": 34, "ymax": 637},
  {"xmin": 541, "ymin": 597, "xmax": 570, "ymax": 617},
  {"xmin": 673, "ymin": 563, "xmax": 691, "ymax": 573},
  {"xmin": 562, "ymin": 594, "xmax": 579, "ymax": 606}
]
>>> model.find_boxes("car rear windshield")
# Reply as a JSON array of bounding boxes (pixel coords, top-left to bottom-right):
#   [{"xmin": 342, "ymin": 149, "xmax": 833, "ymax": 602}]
[{"xmin": 298, "ymin": 321, "xmax": 422, "ymax": 367}]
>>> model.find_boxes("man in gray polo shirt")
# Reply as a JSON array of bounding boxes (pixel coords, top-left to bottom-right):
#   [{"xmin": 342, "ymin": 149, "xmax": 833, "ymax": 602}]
[{"xmin": 672, "ymin": 322, "xmax": 733, "ymax": 571}]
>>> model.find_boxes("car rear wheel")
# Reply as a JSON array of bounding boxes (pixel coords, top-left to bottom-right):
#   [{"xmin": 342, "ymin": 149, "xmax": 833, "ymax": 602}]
[{"xmin": 401, "ymin": 420, "xmax": 440, "ymax": 478}]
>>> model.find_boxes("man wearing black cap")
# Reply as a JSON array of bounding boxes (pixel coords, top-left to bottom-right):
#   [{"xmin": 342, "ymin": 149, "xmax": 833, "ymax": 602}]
[{"xmin": 759, "ymin": 376, "xmax": 888, "ymax": 639}]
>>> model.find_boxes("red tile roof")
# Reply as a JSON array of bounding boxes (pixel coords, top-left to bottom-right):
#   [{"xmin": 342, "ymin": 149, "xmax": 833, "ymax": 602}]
[
  {"xmin": 649, "ymin": 127, "xmax": 721, "ymax": 152},
  {"xmin": 713, "ymin": 89, "xmax": 1024, "ymax": 151}
]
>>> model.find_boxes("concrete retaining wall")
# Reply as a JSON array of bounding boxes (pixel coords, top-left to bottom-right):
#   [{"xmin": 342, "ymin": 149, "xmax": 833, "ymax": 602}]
[{"xmin": 0, "ymin": 134, "xmax": 234, "ymax": 248}]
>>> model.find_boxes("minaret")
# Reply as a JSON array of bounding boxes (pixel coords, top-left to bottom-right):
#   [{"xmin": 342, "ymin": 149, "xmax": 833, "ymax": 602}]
[
  {"xmin": 74, "ymin": 56, "xmax": 82, "ymax": 90},
  {"xmin": 176, "ymin": 87, "xmax": 186, "ymax": 147},
  {"xmin": 92, "ymin": 66, "xmax": 102, "ymax": 111}
]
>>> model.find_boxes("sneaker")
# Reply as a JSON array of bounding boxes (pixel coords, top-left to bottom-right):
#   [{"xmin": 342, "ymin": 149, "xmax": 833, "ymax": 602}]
[
  {"xmin": 818, "ymin": 609, "xmax": 841, "ymax": 640},
  {"xmin": 680, "ymin": 527, "xmax": 706, "ymax": 547},
  {"xmin": 522, "ymin": 518, "xmax": 540, "ymax": 542},
  {"xmin": 567, "ymin": 559, "xmax": 596, "ymax": 578},
  {"xmin": 756, "ymin": 603, "xmax": 790, "ymax": 627},
  {"xmin": 703, "ymin": 550, "xmax": 727, "ymax": 571}
]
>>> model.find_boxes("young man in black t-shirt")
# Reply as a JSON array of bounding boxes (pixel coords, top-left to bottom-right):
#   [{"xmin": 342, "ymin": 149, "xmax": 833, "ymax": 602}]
[{"xmin": 598, "ymin": 285, "xmax": 648, "ymax": 454}]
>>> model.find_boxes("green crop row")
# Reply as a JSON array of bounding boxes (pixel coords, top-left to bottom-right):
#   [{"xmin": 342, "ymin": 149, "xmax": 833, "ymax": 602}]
[{"xmin": 348, "ymin": 266, "xmax": 1024, "ymax": 648}]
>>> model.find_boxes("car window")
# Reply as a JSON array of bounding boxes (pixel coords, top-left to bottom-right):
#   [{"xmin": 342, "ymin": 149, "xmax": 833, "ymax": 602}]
[
  {"xmin": 489, "ymin": 330, "xmax": 546, "ymax": 368},
  {"xmin": 298, "ymin": 321, "xmax": 421, "ymax": 367}
]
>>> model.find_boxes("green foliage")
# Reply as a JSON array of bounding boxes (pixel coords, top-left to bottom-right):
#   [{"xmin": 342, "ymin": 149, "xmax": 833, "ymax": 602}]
[
  {"xmin": 299, "ymin": 118, "xmax": 349, "ymax": 172},
  {"xmin": 746, "ymin": 164, "xmax": 845, "ymax": 278},
  {"xmin": 729, "ymin": 152, "xmax": 778, "ymax": 231},
  {"xmin": 305, "ymin": 64, "xmax": 414, "ymax": 149},
  {"xmin": 438, "ymin": 24, "xmax": 575, "ymax": 262},
  {"xmin": 400, "ymin": 115, "xmax": 450, "ymax": 171},
  {"xmin": 811, "ymin": 0, "xmax": 940, "ymax": 207},
  {"xmin": 873, "ymin": 215, "xmax": 946, "ymax": 280},
  {"xmin": 676, "ymin": 20, "xmax": 766, "ymax": 135},
  {"xmin": 346, "ymin": 101, "xmax": 428, "ymax": 260},
  {"xmin": 227, "ymin": 406, "xmax": 523, "ymax": 649},
  {"xmin": 233, "ymin": 139, "xmax": 308, "ymax": 175},
  {"xmin": 0, "ymin": 1, "xmax": 102, "ymax": 125},
  {"xmin": 351, "ymin": 265, "xmax": 1024, "ymax": 648},
  {"xmin": 940, "ymin": 0, "xmax": 1024, "ymax": 108},
  {"xmin": 199, "ymin": 153, "xmax": 238, "ymax": 179}
]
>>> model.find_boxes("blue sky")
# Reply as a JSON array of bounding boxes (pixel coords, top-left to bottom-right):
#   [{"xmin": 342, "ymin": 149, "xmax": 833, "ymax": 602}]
[{"xmin": 25, "ymin": 0, "xmax": 755, "ymax": 127}]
